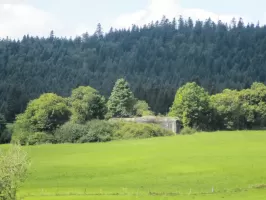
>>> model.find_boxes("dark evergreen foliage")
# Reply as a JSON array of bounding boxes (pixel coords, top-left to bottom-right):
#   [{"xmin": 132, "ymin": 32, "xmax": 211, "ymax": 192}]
[
  {"xmin": 0, "ymin": 114, "xmax": 11, "ymax": 144},
  {"xmin": 1, "ymin": 16, "xmax": 266, "ymax": 119}
]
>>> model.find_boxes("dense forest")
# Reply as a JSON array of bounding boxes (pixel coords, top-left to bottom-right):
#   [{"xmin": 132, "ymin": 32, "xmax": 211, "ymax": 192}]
[{"xmin": 1, "ymin": 16, "xmax": 266, "ymax": 121}]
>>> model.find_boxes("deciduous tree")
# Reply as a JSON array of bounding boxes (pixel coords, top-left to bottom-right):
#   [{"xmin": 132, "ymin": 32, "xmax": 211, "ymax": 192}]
[
  {"xmin": 70, "ymin": 86, "xmax": 106, "ymax": 124},
  {"xmin": 169, "ymin": 82, "xmax": 210, "ymax": 129}
]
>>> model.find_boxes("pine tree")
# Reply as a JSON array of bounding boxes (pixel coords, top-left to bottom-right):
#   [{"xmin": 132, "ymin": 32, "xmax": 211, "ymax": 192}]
[
  {"xmin": 95, "ymin": 23, "xmax": 103, "ymax": 39},
  {"xmin": 107, "ymin": 78, "xmax": 136, "ymax": 118},
  {"xmin": 1, "ymin": 16, "xmax": 266, "ymax": 117}
]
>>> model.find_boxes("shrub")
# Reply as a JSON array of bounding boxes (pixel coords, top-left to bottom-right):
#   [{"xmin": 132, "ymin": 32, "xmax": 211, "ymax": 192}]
[
  {"xmin": 11, "ymin": 129, "xmax": 31, "ymax": 145},
  {"xmin": 28, "ymin": 132, "xmax": 55, "ymax": 145},
  {"xmin": 78, "ymin": 120, "xmax": 116, "ymax": 143},
  {"xmin": 114, "ymin": 122, "xmax": 174, "ymax": 139},
  {"xmin": 55, "ymin": 122, "xmax": 87, "ymax": 143},
  {"xmin": 13, "ymin": 130, "xmax": 55, "ymax": 146},
  {"xmin": 180, "ymin": 127, "xmax": 197, "ymax": 135},
  {"xmin": 0, "ymin": 145, "xmax": 29, "ymax": 200}
]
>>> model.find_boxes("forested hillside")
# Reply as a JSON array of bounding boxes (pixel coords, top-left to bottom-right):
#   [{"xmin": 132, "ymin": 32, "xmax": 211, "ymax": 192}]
[{"xmin": 1, "ymin": 16, "xmax": 266, "ymax": 121}]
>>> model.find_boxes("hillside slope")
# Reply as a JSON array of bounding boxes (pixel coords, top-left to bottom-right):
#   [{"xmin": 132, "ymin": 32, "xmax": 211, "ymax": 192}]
[{"xmin": 1, "ymin": 17, "xmax": 266, "ymax": 119}]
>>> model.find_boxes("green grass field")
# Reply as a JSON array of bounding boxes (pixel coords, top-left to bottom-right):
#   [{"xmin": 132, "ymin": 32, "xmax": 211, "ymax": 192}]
[{"xmin": 3, "ymin": 131, "xmax": 266, "ymax": 199}]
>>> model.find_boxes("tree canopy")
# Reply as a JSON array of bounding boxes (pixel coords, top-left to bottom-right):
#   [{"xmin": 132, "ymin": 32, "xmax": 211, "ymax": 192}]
[
  {"xmin": 210, "ymin": 89, "xmax": 242, "ymax": 130},
  {"xmin": 169, "ymin": 82, "xmax": 210, "ymax": 129},
  {"xmin": 169, "ymin": 82, "xmax": 266, "ymax": 130},
  {"xmin": 14, "ymin": 93, "xmax": 71, "ymax": 133},
  {"xmin": 134, "ymin": 100, "xmax": 154, "ymax": 117},
  {"xmin": 2, "ymin": 16, "xmax": 266, "ymax": 120},
  {"xmin": 69, "ymin": 86, "xmax": 106, "ymax": 124}
]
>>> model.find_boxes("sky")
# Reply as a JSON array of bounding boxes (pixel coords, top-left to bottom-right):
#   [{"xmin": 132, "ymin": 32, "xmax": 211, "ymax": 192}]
[{"xmin": 1, "ymin": 0, "xmax": 266, "ymax": 39}]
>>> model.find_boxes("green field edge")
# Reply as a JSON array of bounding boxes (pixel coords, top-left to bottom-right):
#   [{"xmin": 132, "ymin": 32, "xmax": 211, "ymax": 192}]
[{"xmin": 19, "ymin": 187, "xmax": 266, "ymax": 198}]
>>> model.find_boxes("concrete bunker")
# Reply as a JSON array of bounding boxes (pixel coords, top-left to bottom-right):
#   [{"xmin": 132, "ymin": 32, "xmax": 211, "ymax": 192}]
[{"xmin": 111, "ymin": 116, "xmax": 181, "ymax": 134}]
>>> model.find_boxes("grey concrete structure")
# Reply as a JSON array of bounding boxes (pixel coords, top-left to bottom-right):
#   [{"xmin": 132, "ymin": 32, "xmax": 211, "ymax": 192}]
[{"xmin": 111, "ymin": 116, "xmax": 181, "ymax": 134}]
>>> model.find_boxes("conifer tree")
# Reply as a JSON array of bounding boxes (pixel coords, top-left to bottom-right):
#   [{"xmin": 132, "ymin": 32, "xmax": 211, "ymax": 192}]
[{"xmin": 107, "ymin": 78, "xmax": 136, "ymax": 118}]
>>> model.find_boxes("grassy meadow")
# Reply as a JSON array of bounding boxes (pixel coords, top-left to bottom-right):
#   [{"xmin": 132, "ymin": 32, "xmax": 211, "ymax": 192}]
[{"xmin": 2, "ymin": 131, "xmax": 266, "ymax": 199}]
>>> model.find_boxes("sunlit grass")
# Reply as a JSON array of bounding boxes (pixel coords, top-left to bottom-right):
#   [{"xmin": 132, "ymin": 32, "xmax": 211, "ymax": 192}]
[{"xmin": 2, "ymin": 131, "xmax": 266, "ymax": 199}]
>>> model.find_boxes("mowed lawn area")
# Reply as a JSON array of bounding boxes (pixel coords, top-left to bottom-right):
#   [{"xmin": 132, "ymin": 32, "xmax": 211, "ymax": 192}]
[{"xmin": 3, "ymin": 131, "xmax": 266, "ymax": 199}]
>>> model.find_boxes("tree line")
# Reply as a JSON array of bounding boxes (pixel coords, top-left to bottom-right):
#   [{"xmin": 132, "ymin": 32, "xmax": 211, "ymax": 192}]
[
  {"xmin": 2, "ymin": 78, "xmax": 266, "ymax": 145},
  {"xmin": 1, "ymin": 16, "xmax": 266, "ymax": 121},
  {"xmin": 170, "ymin": 82, "xmax": 266, "ymax": 131},
  {"xmin": 7, "ymin": 78, "xmax": 170, "ymax": 145}
]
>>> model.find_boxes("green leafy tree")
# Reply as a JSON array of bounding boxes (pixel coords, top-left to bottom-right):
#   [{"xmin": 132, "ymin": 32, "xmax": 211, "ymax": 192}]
[
  {"xmin": 107, "ymin": 78, "xmax": 136, "ymax": 118},
  {"xmin": 210, "ymin": 89, "xmax": 242, "ymax": 130},
  {"xmin": 239, "ymin": 82, "xmax": 266, "ymax": 128},
  {"xmin": 169, "ymin": 82, "xmax": 210, "ymax": 129},
  {"xmin": 14, "ymin": 93, "xmax": 71, "ymax": 133},
  {"xmin": 134, "ymin": 100, "xmax": 154, "ymax": 116},
  {"xmin": 69, "ymin": 86, "xmax": 106, "ymax": 124}
]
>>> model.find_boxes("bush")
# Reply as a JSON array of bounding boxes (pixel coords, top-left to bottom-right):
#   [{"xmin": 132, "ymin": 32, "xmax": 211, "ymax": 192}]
[
  {"xmin": 11, "ymin": 129, "xmax": 31, "ymax": 145},
  {"xmin": 55, "ymin": 122, "xmax": 87, "ymax": 143},
  {"xmin": 78, "ymin": 120, "xmax": 116, "ymax": 143},
  {"xmin": 28, "ymin": 132, "xmax": 55, "ymax": 145},
  {"xmin": 180, "ymin": 127, "xmax": 197, "ymax": 135},
  {"xmin": 114, "ymin": 122, "xmax": 174, "ymax": 139},
  {"xmin": 13, "ymin": 119, "xmax": 175, "ymax": 145},
  {"xmin": 0, "ymin": 145, "xmax": 29, "ymax": 200},
  {"xmin": 12, "ymin": 130, "xmax": 55, "ymax": 146}
]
